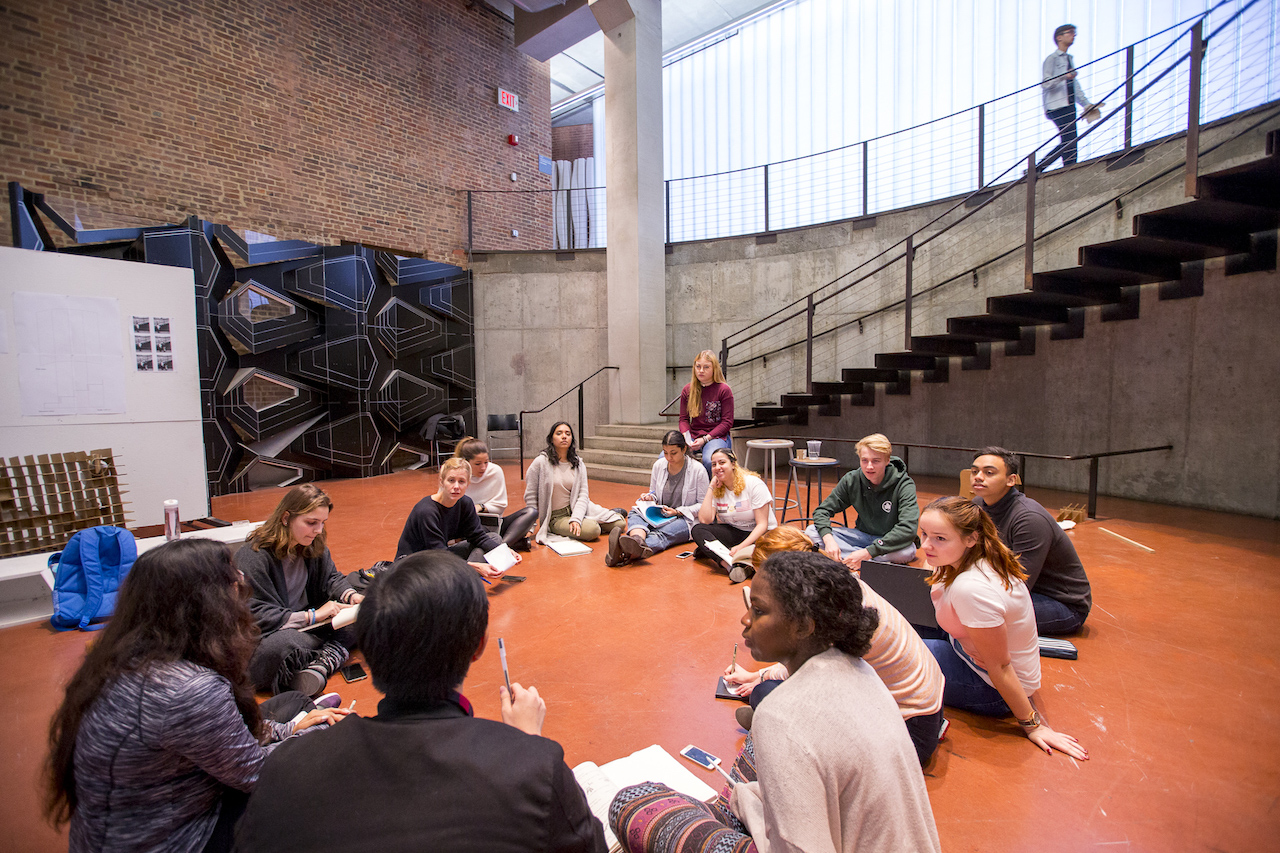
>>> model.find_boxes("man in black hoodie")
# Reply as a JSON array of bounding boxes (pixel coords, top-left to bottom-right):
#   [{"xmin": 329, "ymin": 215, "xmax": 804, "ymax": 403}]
[{"xmin": 970, "ymin": 447, "xmax": 1092, "ymax": 635}]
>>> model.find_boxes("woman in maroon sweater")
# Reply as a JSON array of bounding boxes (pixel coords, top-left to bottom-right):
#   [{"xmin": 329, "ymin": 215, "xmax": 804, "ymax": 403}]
[{"xmin": 678, "ymin": 350, "xmax": 734, "ymax": 475}]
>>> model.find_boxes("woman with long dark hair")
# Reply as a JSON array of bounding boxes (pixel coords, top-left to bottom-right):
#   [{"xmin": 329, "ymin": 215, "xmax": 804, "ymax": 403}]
[
  {"xmin": 679, "ymin": 350, "xmax": 734, "ymax": 475},
  {"xmin": 44, "ymin": 539, "xmax": 349, "ymax": 853},
  {"xmin": 238, "ymin": 484, "xmax": 361, "ymax": 697},
  {"xmin": 921, "ymin": 496, "xmax": 1088, "ymax": 759},
  {"xmin": 451, "ymin": 436, "xmax": 538, "ymax": 550},
  {"xmin": 523, "ymin": 421, "xmax": 624, "ymax": 544},
  {"xmin": 606, "ymin": 430, "xmax": 709, "ymax": 567},
  {"xmin": 609, "ymin": 549, "xmax": 940, "ymax": 853}
]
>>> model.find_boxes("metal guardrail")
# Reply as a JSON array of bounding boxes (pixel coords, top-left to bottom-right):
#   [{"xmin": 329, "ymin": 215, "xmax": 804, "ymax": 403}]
[
  {"xmin": 742, "ymin": 435, "xmax": 1174, "ymax": 519},
  {"xmin": 518, "ymin": 366, "xmax": 619, "ymax": 478}
]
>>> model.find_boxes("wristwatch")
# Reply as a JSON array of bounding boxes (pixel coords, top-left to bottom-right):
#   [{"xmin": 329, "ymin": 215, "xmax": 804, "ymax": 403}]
[{"xmin": 1017, "ymin": 709, "xmax": 1042, "ymax": 730}]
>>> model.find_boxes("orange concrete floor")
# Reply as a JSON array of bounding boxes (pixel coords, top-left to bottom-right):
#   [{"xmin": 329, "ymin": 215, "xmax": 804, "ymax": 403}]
[{"xmin": 3, "ymin": 463, "xmax": 1279, "ymax": 852}]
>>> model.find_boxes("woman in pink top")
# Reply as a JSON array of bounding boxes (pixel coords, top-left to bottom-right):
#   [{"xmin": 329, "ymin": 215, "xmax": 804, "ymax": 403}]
[
  {"xmin": 921, "ymin": 496, "xmax": 1088, "ymax": 759},
  {"xmin": 678, "ymin": 350, "xmax": 734, "ymax": 474}
]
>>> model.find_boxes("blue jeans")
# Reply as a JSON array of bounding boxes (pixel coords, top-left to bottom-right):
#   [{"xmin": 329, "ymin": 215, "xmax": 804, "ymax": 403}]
[
  {"xmin": 625, "ymin": 510, "xmax": 693, "ymax": 553},
  {"xmin": 1032, "ymin": 592, "xmax": 1087, "ymax": 635},
  {"xmin": 804, "ymin": 524, "xmax": 917, "ymax": 564},
  {"xmin": 925, "ymin": 637, "xmax": 1012, "ymax": 717},
  {"xmin": 699, "ymin": 437, "xmax": 732, "ymax": 475}
]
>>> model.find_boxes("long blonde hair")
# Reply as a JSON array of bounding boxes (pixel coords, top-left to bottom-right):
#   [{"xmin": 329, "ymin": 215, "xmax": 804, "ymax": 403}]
[
  {"xmin": 922, "ymin": 496, "xmax": 1027, "ymax": 591},
  {"xmin": 247, "ymin": 484, "xmax": 333, "ymax": 560},
  {"xmin": 687, "ymin": 350, "xmax": 726, "ymax": 419},
  {"xmin": 708, "ymin": 447, "xmax": 755, "ymax": 499}
]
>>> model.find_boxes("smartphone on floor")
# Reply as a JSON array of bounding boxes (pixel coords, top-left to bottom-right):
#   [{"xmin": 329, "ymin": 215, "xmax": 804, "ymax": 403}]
[{"xmin": 340, "ymin": 662, "xmax": 367, "ymax": 683}]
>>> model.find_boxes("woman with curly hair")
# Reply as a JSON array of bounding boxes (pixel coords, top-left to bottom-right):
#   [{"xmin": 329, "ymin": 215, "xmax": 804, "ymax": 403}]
[
  {"xmin": 44, "ymin": 539, "xmax": 349, "ymax": 853},
  {"xmin": 690, "ymin": 447, "xmax": 776, "ymax": 582},
  {"xmin": 238, "ymin": 484, "xmax": 362, "ymax": 696},
  {"xmin": 921, "ymin": 496, "xmax": 1088, "ymax": 759},
  {"xmin": 722, "ymin": 526, "xmax": 946, "ymax": 767},
  {"xmin": 608, "ymin": 549, "xmax": 940, "ymax": 853},
  {"xmin": 523, "ymin": 421, "xmax": 624, "ymax": 544},
  {"xmin": 679, "ymin": 350, "xmax": 734, "ymax": 475}
]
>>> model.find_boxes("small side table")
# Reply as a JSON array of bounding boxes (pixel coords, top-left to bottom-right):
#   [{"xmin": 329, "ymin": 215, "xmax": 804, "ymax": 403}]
[
  {"xmin": 782, "ymin": 456, "xmax": 840, "ymax": 524},
  {"xmin": 745, "ymin": 438, "xmax": 799, "ymax": 515}
]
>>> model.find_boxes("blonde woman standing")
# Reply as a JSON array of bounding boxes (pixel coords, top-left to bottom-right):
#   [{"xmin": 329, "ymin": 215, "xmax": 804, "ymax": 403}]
[{"xmin": 678, "ymin": 350, "xmax": 734, "ymax": 474}]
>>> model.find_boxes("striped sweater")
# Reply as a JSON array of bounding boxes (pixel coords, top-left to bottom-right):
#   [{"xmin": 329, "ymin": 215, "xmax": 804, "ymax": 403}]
[{"xmin": 69, "ymin": 660, "xmax": 287, "ymax": 853}]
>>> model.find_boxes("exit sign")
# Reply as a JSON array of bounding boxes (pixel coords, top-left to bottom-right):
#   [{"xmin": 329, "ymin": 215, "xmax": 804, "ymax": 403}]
[{"xmin": 498, "ymin": 88, "xmax": 519, "ymax": 112}]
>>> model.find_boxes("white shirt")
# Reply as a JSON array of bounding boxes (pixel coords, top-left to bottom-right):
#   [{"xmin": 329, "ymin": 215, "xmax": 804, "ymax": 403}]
[
  {"xmin": 931, "ymin": 559, "xmax": 1041, "ymax": 695},
  {"xmin": 711, "ymin": 475, "xmax": 778, "ymax": 532},
  {"xmin": 465, "ymin": 462, "xmax": 507, "ymax": 514}
]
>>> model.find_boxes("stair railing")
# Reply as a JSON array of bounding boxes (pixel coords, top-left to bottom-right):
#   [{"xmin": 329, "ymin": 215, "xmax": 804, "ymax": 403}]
[
  {"xmin": 720, "ymin": 0, "xmax": 1263, "ymax": 399},
  {"xmin": 518, "ymin": 366, "xmax": 619, "ymax": 478}
]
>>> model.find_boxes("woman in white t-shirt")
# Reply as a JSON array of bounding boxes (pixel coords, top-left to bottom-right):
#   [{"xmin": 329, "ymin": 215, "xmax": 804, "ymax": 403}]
[
  {"xmin": 690, "ymin": 447, "xmax": 777, "ymax": 583},
  {"xmin": 921, "ymin": 496, "xmax": 1088, "ymax": 759}
]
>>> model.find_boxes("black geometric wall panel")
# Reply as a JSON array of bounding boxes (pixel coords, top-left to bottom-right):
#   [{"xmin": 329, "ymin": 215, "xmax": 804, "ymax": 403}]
[
  {"xmin": 9, "ymin": 183, "xmax": 477, "ymax": 496},
  {"xmin": 372, "ymin": 297, "xmax": 445, "ymax": 357},
  {"xmin": 289, "ymin": 255, "xmax": 377, "ymax": 313},
  {"xmin": 218, "ymin": 282, "xmax": 319, "ymax": 355},
  {"xmin": 374, "ymin": 370, "xmax": 448, "ymax": 432}
]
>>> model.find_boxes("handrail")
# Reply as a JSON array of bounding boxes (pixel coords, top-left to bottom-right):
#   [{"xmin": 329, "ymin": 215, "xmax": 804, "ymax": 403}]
[
  {"xmin": 752, "ymin": 435, "xmax": 1173, "ymax": 519},
  {"xmin": 721, "ymin": 0, "xmax": 1259, "ymax": 384},
  {"xmin": 658, "ymin": 393, "xmax": 681, "ymax": 419},
  {"xmin": 518, "ymin": 366, "xmax": 619, "ymax": 477}
]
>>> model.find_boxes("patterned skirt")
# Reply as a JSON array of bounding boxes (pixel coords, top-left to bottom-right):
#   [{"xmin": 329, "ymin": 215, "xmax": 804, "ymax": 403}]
[{"xmin": 608, "ymin": 737, "xmax": 758, "ymax": 853}]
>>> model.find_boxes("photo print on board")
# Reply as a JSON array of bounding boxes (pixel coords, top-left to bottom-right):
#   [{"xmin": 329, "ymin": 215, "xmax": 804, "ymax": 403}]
[
  {"xmin": 136, "ymin": 355, "xmax": 154, "ymax": 371},
  {"xmin": 156, "ymin": 354, "xmax": 173, "ymax": 371},
  {"xmin": 132, "ymin": 316, "xmax": 150, "ymax": 334}
]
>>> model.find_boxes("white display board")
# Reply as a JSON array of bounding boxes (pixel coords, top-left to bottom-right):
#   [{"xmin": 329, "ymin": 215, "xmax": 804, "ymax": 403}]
[{"xmin": 0, "ymin": 246, "xmax": 209, "ymax": 526}]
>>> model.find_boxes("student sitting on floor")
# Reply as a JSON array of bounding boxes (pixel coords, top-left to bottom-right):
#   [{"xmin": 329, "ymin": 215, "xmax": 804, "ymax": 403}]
[
  {"xmin": 239, "ymin": 484, "xmax": 361, "ymax": 697},
  {"xmin": 606, "ymin": 430, "xmax": 710, "ymax": 567},
  {"xmin": 806, "ymin": 433, "xmax": 920, "ymax": 568},
  {"xmin": 234, "ymin": 550, "xmax": 607, "ymax": 853},
  {"xmin": 921, "ymin": 496, "xmax": 1089, "ymax": 759},
  {"xmin": 452, "ymin": 436, "xmax": 538, "ymax": 551},
  {"xmin": 969, "ymin": 446, "xmax": 1092, "ymax": 635},
  {"xmin": 608, "ymin": 549, "xmax": 941, "ymax": 853},
  {"xmin": 722, "ymin": 526, "xmax": 946, "ymax": 767},
  {"xmin": 690, "ymin": 447, "xmax": 777, "ymax": 583},
  {"xmin": 44, "ymin": 539, "xmax": 350, "ymax": 853},
  {"xmin": 524, "ymin": 421, "xmax": 624, "ymax": 545},
  {"xmin": 396, "ymin": 457, "xmax": 520, "ymax": 583}
]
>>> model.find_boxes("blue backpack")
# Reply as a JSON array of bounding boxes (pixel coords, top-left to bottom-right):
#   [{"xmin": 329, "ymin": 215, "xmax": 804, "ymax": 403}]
[{"xmin": 48, "ymin": 526, "xmax": 138, "ymax": 631}]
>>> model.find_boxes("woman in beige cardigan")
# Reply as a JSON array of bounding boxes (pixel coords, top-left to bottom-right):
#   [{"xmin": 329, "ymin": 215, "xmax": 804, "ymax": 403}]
[{"xmin": 523, "ymin": 421, "xmax": 624, "ymax": 544}]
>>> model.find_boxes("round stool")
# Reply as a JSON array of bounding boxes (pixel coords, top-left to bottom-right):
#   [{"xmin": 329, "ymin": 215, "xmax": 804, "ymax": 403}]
[
  {"xmin": 782, "ymin": 456, "xmax": 840, "ymax": 524},
  {"xmin": 745, "ymin": 438, "xmax": 800, "ymax": 515}
]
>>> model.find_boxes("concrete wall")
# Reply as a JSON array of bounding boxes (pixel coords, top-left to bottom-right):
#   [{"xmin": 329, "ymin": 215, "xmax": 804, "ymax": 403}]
[
  {"xmin": 471, "ymin": 250, "xmax": 614, "ymax": 459},
  {"xmin": 473, "ymin": 109, "xmax": 1280, "ymax": 515},
  {"xmin": 743, "ymin": 261, "xmax": 1280, "ymax": 519}
]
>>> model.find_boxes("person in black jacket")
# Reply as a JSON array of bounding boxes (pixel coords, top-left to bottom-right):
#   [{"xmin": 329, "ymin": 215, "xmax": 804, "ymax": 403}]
[
  {"xmin": 235, "ymin": 550, "xmax": 607, "ymax": 853},
  {"xmin": 396, "ymin": 457, "xmax": 520, "ymax": 582},
  {"xmin": 239, "ymin": 484, "xmax": 361, "ymax": 696}
]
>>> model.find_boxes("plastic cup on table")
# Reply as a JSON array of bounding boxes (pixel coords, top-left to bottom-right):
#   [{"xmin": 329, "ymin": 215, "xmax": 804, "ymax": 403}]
[{"xmin": 807, "ymin": 440, "xmax": 821, "ymax": 458}]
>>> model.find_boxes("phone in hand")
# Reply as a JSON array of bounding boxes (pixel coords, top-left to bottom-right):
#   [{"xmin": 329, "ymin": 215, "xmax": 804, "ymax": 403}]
[{"xmin": 340, "ymin": 663, "xmax": 367, "ymax": 683}]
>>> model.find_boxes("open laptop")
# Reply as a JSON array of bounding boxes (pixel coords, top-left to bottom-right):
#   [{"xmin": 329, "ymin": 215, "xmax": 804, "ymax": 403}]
[{"xmin": 858, "ymin": 559, "xmax": 938, "ymax": 630}]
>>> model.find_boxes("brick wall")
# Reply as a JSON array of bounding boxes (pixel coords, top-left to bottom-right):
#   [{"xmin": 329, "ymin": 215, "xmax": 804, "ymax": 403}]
[
  {"xmin": 0, "ymin": 0, "xmax": 552, "ymax": 264},
  {"xmin": 552, "ymin": 124, "xmax": 593, "ymax": 162}
]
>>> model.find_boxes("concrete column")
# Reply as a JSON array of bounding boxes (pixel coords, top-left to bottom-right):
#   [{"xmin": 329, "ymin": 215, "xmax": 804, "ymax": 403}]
[{"xmin": 593, "ymin": 0, "xmax": 665, "ymax": 425}]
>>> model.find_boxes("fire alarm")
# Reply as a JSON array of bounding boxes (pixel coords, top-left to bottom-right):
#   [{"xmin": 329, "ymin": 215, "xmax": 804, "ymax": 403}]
[{"xmin": 508, "ymin": 134, "xmax": 519, "ymax": 146}]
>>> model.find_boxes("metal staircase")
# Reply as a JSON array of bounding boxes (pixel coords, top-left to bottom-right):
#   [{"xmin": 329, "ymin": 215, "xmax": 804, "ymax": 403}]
[{"xmin": 746, "ymin": 130, "xmax": 1280, "ymax": 425}]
